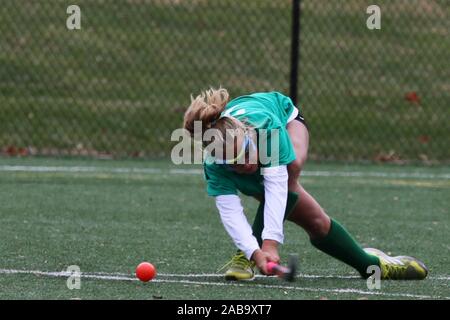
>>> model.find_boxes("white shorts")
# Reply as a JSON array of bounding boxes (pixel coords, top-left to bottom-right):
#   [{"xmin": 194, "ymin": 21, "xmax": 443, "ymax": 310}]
[{"xmin": 287, "ymin": 107, "xmax": 299, "ymax": 123}]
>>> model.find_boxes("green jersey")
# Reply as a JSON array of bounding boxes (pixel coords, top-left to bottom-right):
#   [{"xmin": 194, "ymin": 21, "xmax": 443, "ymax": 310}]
[{"xmin": 204, "ymin": 91, "xmax": 298, "ymax": 197}]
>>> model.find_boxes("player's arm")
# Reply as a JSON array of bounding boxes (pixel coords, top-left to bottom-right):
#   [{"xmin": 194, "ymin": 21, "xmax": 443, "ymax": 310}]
[
  {"xmin": 260, "ymin": 165, "xmax": 289, "ymax": 261},
  {"xmin": 215, "ymin": 195, "xmax": 260, "ymax": 260},
  {"xmin": 215, "ymin": 195, "xmax": 272, "ymax": 274},
  {"xmin": 206, "ymin": 165, "xmax": 260, "ymax": 258}
]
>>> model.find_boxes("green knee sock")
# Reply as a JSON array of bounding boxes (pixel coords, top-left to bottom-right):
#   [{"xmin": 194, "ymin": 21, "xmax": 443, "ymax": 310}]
[
  {"xmin": 252, "ymin": 191, "xmax": 299, "ymax": 246},
  {"xmin": 310, "ymin": 219, "xmax": 380, "ymax": 278}
]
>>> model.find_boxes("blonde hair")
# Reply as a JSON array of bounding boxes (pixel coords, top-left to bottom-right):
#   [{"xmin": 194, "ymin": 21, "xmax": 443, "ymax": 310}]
[{"xmin": 183, "ymin": 87, "xmax": 250, "ymax": 148}]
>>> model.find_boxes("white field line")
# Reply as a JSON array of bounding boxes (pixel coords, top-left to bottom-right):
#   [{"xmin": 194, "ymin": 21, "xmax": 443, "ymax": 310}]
[
  {"xmin": 0, "ymin": 269, "xmax": 448, "ymax": 299},
  {"xmin": 161, "ymin": 273, "xmax": 450, "ymax": 282},
  {"xmin": 150, "ymin": 279, "xmax": 450, "ymax": 300},
  {"xmin": 158, "ymin": 273, "xmax": 360, "ymax": 279},
  {"xmin": 83, "ymin": 271, "xmax": 450, "ymax": 281},
  {"xmin": 1, "ymin": 165, "xmax": 450, "ymax": 180}
]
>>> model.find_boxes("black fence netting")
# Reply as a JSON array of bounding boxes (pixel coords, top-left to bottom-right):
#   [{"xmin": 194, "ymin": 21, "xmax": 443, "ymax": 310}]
[{"xmin": 1, "ymin": 0, "xmax": 448, "ymax": 163}]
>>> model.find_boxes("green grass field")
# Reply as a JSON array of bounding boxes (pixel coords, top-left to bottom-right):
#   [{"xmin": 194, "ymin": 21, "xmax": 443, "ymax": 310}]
[
  {"xmin": 0, "ymin": 157, "xmax": 448, "ymax": 299},
  {"xmin": 1, "ymin": 0, "xmax": 449, "ymax": 161}
]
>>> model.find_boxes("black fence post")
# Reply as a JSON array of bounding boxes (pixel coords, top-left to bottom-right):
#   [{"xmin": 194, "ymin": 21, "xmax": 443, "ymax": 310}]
[{"xmin": 289, "ymin": 0, "xmax": 301, "ymax": 105}]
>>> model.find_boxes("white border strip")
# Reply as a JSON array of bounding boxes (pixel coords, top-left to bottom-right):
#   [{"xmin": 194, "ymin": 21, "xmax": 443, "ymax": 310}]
[
  {"xmin": 0, "ymin": 269, "xmax": 448, "ymax": 299},
  {"xmin": 1, "ymin": 165, "xmax": 449, "ymax": 179}
]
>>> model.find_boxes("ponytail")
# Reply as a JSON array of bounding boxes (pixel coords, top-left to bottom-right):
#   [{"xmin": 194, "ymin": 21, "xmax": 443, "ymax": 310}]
[{"xmin": 183, "ymin": 87, "xmax": 229, "ymax": 135}]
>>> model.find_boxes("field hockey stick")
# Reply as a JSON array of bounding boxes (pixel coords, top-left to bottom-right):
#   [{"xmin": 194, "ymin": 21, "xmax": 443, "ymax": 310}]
[{"xmin": 266, "ymin": 255, "xmax": 298, "ymax": 282}]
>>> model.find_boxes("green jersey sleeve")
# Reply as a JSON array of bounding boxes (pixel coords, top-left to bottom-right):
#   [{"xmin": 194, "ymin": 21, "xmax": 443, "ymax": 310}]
[{"xmin": 204, "ymin": 164, "xmax": 238, "ymax": 196}]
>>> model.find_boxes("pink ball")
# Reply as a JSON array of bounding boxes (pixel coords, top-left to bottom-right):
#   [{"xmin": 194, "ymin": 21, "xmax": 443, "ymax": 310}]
[{"xmin": 136, "ymin": 262, "xmax": 156, "ymax": 282}]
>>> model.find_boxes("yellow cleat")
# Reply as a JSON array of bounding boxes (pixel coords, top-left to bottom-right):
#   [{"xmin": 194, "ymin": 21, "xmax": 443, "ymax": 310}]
[
  {"xmin": 218, "ymin": 252, "xmax": 255, "ymax": 281},
  {"xmin": 364, "ymin": 248, "xmax": 428, "ymax": 280}
]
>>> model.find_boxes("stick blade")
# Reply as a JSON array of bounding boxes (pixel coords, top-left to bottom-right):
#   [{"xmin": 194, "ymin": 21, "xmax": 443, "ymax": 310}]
[{"xmin": 285, "ymin": 255, "xmax": 298, "ymax": 282}]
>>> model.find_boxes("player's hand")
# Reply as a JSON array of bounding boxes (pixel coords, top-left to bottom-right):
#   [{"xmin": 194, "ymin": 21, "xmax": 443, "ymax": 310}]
[
  {"xmin": 251, "ymin": 249, "xmax": 272, "ymax": 275},
  {"xmin": 261, "ymin": 239, "xmax": 280, "ymax": 264}
]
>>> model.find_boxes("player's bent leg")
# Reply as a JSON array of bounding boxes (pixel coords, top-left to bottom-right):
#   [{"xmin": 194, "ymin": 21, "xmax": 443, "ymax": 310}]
[
  {"xmin": 285, "ymin": 116, "xmax": 375, "ymax": 276},
  {"xmin": 288, "ymin": 187, "xmax": 380, "ymax": 278},
  {"xmin": 288, "ymin": 187, "xmax": 428, "ymax": 279},
  {"xmin": 286, "ymin": 119, "xmax": 309, "ymax": 190},
  {"xmin": 250, "ymin": 109, "xmax": 426, "ymax": 280},
  {"xmin": 287, "ymin": 186, "xmax": 330, "ymax": 238}
]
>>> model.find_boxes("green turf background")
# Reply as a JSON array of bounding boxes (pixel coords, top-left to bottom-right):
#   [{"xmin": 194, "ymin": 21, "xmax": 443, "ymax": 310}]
[{"xmin": 0, "ymin": 158, "xmax": 448, "ymax": 299}]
